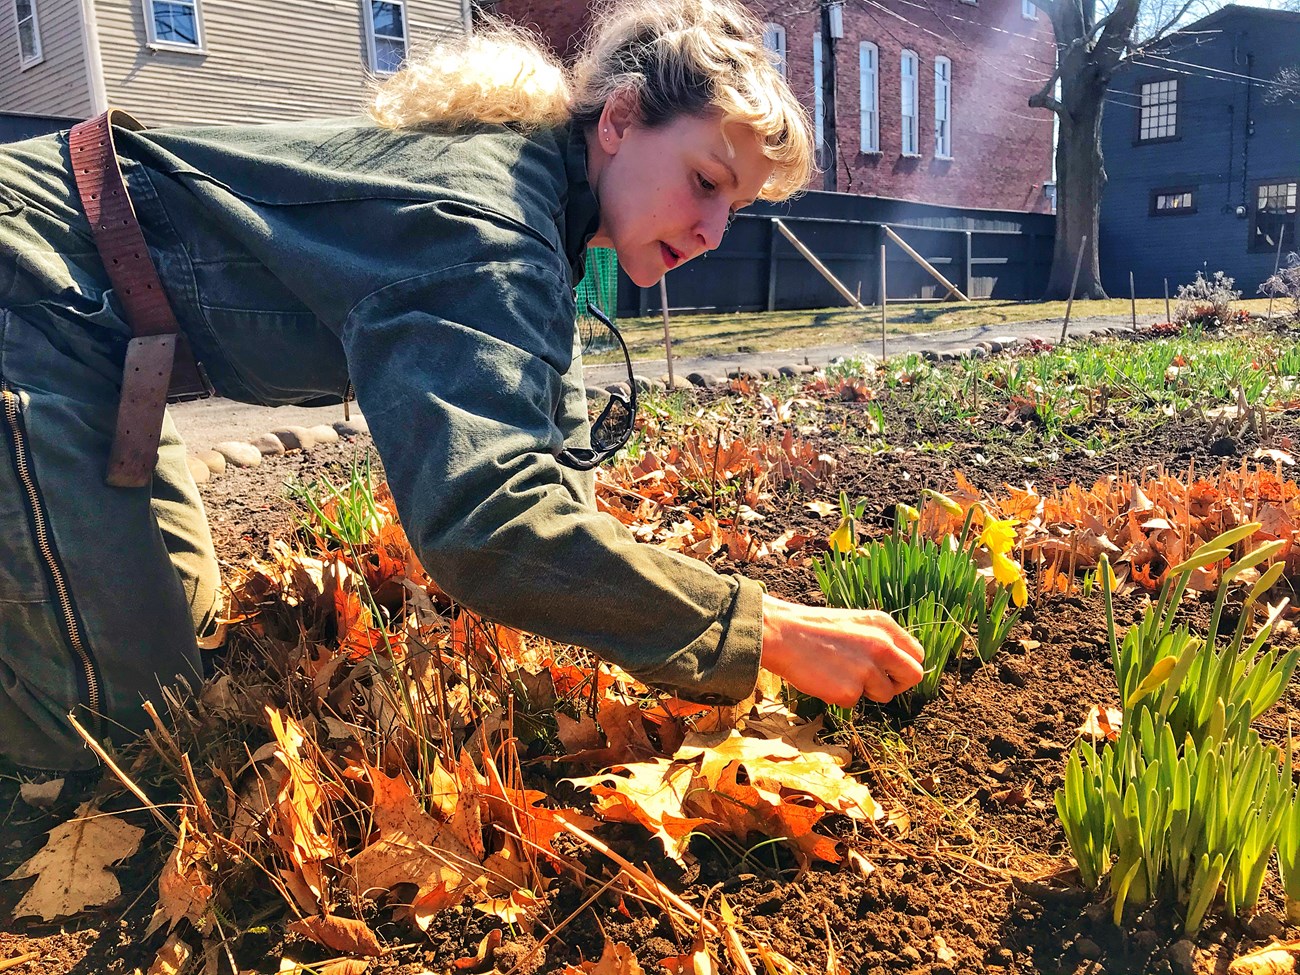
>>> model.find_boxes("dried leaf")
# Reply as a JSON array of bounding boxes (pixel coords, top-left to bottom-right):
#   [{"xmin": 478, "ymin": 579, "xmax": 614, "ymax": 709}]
[
  {"xmin": 286, "ymin": 914, "xmax": 385, "ymax": 957},
  {"xmin": 147, "ymin": 933, "xmax": 192, "ymax": 975},
  {"xmin": 1228, "ymin": 941, "xmax": 1300, "ymax": 975},
  {"xmin": 1078, "ymin": 705, "xmax": 1123, "ymax": 740},
  {"xmin": 562, "ymin": 940, "xmax": 646, "ymax": 974},
  {"xmin": 805, "ymin": 500, "xmax": 837, "ymax": 517},
  {"xmin": 149, "ymin": 810, "xmax": 215, "ymax": 935},
  {"xmin": 474, "ymin": 888, "xmax": 542, "ymax": 925},
  {"xmin": 6, "ymin": 803, "xmax": 145, "ymax": 920},
  {"xmin": 452, "ymin": 929, "xmax": 503, "ymax": 972}
]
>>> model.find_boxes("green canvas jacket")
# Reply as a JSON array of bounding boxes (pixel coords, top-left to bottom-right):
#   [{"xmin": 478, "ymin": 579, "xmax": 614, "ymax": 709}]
[{"xmin": 0, "ymin": 118, "xmax": 764, "ymax": 705}]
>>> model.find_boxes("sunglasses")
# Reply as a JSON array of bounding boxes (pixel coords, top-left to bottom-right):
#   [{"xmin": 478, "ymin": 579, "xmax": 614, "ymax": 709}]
[{"xmin": 557, "ymin": 302, "xmax": 638, "ymax": 471}]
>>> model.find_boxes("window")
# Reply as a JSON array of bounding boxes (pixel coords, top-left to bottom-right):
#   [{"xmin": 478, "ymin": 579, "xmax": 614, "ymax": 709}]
[
  {"xmin": 900, "ymin": 50, "xmax": 919, "ymax": 156},
  {"xmin": 1022, "ymin": 0, "xmax": 1038, "ymax": 18},
  {"xmin": 365, "ymin": 0, "xmax": 407, "ymax": 75},
  {"xmin": 13, "ymin": 0, "xmax": 41, "ymax": 65},
  {"xmin": 859, "ymin": 41, "xmax": 879, "ymax": 153},
  {"xmin": 1252, "ymin": 181, "xmax": 1298, "ymax": 252},
  {"xmin": 1152, "ymin": 188, "xmax": 1195, "ymax": 215},
  {"xmin": 813, "ymin": 33, "xmax": 825, "ymax": 160},
  {"xmin": 1138, "ymin": 79, "xmax": 1178, "ymax": 141},
  {"xmin": 762, "ymin": 23, "xmax": 786, "ymax": 78},
  {"xmin": 934, "ymin": 56, "xmax": 952, "ymax": 158},
  {"xmin": 143, "ymin": 0, "xmax": 202, "ymax": 50}
]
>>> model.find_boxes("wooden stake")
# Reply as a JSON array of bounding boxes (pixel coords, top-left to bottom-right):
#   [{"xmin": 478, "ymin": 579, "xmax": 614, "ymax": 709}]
[
  {"xmin": 880, "ymin": 241, "xmax": 888, "ymax": 360},
  {"xmin": 659, "ymin": 276, "xmax": 675, "ymax": 387},
  {"xmin": 1059, "ymin": 235, "xmax": 1088, "ymax": 343},
  {"xmin": 773, "ymin": 218, "xmax": 865, "ymax": 309},
  {"xmin": 1129, "ymin": 271, "xmax": 1136, "ymax": 329},
  {"xmin": 1164, "ymin": 278, "xmax": 1172, "ymax": 325},
  {"xmin": 1267, "ymin": 224, "xmax": 1287, "ymax": 323},
  {"xmin": 882, "ymin": 224, "xmax": 970, "ymax": 301}
]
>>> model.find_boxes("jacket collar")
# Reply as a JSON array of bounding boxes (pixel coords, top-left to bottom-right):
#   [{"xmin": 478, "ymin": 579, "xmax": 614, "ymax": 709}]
[{"xmin": 562, "ymin": 122, "xmax": 602, "ymax": 285}]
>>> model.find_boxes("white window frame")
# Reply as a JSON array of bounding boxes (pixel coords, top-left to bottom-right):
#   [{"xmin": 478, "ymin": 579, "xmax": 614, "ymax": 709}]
[
  {"xmin": 364, "ymin": 0, "xmax": 409, "ymax": 76},
  {"xmin": 1138, "ymin": 78, "xmax": 1178, "ymax": 141},
  {"xmin": 762, "ymin": 23, "xmax": 786, "ymax": 78},
  {"xmin": 813, "ymin": 32, "xmax": 825, "ymax": 160},
  {"xmin": 859, "ymin": 41, "xmax": 879, "ymax": 153},
  {"xmin": 13, "ymin": 0, "xmax": 41, "ymax": 68},
  {"xmin": 142, "ymin": 0, "xmax": 205, "ymax": 53},
  {"xmin": 900, "ymin": 49, "xmax": 919, "ymax": 157},
  {"xmin": 1022, "ymin": 0, "xmax": 1038, "ymax": 19},
  {"xmin": 934, "ymin": 55, "xmax": 952, "ymax": 159}
]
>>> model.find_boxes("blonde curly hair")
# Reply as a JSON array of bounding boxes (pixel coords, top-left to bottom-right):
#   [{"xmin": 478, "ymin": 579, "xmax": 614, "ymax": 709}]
[{"xmin": 370, "ymin": 0, "xmax": 814, "ymax": 201}]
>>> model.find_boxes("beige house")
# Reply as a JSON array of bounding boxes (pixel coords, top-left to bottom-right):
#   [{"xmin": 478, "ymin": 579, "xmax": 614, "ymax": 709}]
[{"xmin": 0, "ymin": 0, "xmax": 468, "ymax": 126}]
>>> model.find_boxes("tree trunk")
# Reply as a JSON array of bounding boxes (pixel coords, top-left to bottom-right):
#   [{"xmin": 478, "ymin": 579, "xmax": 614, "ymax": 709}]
[{"xmin": 1045, "ymin": 81, "xmax": 1109, "ymax": 300}]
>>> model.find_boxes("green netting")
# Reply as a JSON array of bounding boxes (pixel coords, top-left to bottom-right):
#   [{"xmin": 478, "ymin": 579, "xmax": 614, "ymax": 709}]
[{"xmin": 576, "ymin": 246, "xmax": 618, "ymax": 323}]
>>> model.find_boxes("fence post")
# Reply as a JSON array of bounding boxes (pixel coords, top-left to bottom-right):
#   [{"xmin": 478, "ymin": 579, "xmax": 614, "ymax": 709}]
[
  {"xmin": 767, "ymin": 218, "xmax": 779, "ymax": 312},
  {"xmin": 638, "ymin": 286, "xmax": 650, "ymax": 318},
  {"xmin": 963, "ymin": 231, "xmax": 973, "ymax": 300},
  {"xmin": 659, "ymin": 277, "xmax": 675, "ymax": 386},
  {"xmin": 880, "ymin": 241, "xmax": 888, "ymax": 361}
]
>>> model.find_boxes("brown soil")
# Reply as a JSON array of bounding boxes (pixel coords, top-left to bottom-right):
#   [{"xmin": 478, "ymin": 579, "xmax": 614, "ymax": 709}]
[{"xmin": 3, "ymin": 365, "xmax": 1299, "ymax": 975}]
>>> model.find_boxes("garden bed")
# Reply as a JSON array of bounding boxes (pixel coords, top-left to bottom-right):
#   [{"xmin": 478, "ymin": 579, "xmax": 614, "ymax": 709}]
[{"xmin": 3, "ymin": 322, "xmax": 1300, "ymax": 975}]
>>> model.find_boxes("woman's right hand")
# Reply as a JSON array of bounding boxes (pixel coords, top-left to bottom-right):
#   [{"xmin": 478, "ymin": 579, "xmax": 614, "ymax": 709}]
[{"xmin": 759, "ymin": 593, "xmax": 925, "ymax": 706}]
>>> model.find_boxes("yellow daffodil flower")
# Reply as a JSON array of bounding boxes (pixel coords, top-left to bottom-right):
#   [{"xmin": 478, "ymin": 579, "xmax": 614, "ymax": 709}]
[
  {"xmin": 896, "ymin": 503, "xmax": 920, "ymax": 524},
  {"xmin": 1012, "ymin": 574, "xmax": 1028, "ymax": 608},
  {"xmin": 989, "ymin": 548, "xmax": 1023, "ymax": 588},
  {"xmin": 923, "ymin": 490, "xmax": 964, "ymax": 519},
  {"xmin": 979, "ymin": 517, "xmax": 1020, "ymax": 557},
  {"xmin": 828, "ymin": 515, "xmax": 854, "ymax": 553}
]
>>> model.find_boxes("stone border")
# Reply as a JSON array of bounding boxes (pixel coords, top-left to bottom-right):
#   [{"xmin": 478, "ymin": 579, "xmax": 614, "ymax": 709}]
[{"xmin": 186, "ymin": 417, "xmax": 371, "ymax": 485}]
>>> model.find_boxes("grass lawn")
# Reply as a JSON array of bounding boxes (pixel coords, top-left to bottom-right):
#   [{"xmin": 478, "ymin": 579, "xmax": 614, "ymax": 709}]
[{"xmin": 583, "ymin": 296, "xmax": 1281, "ymax": 363}]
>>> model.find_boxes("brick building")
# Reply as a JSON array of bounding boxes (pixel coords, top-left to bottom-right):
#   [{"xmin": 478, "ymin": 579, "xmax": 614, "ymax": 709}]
[{"xmin": 487, "ymin": 0, "xmax": 1058, "ymax": 213}]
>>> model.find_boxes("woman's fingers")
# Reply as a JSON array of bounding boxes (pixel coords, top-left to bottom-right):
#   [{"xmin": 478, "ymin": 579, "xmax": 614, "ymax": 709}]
[{"xmin": 865, "ymin": 610, "xmax": 925, "ymax": 663}]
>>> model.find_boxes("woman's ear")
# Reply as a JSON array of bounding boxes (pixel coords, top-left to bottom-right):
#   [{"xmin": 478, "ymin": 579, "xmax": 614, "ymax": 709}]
[{"xmin": 597, "ymin": 88, "xmax": 639, "ymax": 152}]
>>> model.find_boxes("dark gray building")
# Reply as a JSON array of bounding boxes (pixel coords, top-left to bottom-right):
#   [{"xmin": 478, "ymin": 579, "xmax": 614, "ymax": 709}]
[
  {"xmin": 0, "ymin": 111, "xmax": 75, "ymax": 143},
  {"xmin": 1099, "ymin": 5, "xmax": 1300, "ymax": 298}
]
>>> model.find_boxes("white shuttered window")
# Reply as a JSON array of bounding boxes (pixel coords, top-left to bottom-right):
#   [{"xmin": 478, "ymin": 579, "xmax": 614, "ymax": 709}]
[
  {"xmin": 813, "ymin": 33, "xmax": 825, "ymax": 158},
  {"xmin": 900, "ymin": 49, "xmax": 919, "ymax": 156},
  {"xmin": 859, "ymin": 41, "xmax": 879, "ymax": 152},
  {"xmin": 763, "ymin": 23, "xmax": 786, "ymax": 77},
  {"xmin": 13, "ymin": 0, "xmax": 41, "ymax": 65},
  {"xmin": 934, "ymin": 56, "xmax": 952, "ymax": 158},
  {"xmin": 143, "ymin": 0, "xmax": 203, "ymax": 51},
  {"xmin": 365, "ymin": 0, "xmax": 408, "ymax": 75}
]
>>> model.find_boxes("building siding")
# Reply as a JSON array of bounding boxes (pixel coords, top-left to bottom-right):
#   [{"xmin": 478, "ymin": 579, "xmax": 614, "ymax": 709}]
[
  {"xmin": 0, "ymin": 0, "xmax": 93, "ymax": 118},
  {"xmin": 490, "ymin": 0, "xmax": 1056, "ymax": 213},
  {"xmin": 1100, "ymin": 5, "xmax": 1300, "ymax": 299},
  {"xmin": 95, "ymin": 0, "xmax": 466, "ymax": 126}
]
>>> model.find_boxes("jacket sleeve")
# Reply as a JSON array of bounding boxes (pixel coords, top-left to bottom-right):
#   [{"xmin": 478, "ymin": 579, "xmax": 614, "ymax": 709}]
[{"xmin": 341, "ymin": 254, "xmax": 763, "ymax": 706}]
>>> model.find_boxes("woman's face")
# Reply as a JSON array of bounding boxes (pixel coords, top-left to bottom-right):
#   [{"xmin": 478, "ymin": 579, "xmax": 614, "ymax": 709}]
[{"xmin": 586, "ymin": 101, "xmax": 775, "ymax": 288}]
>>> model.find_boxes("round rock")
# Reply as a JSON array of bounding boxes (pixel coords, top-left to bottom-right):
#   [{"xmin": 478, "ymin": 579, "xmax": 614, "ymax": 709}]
[
  {"xmin": 271, "ymin": 426, "xmax": 316, "ymax": 452},
  {"xmin": 213, "ymin": 441, "xmax": 262, "ymax": 468},
  {"xmin": 307, "ymin": 424, "xmax": 340, "ymax": 445},
  {"xmin": 251, "ymin": 433, "xmax": 285, "ymax": 457},
  {"xmin": 186, "ymin": 456, "xmax": 211, "ymax": 485},
  {"xmin": 585, "ymin": 386, "xmax": 611, "ymax": 407},
  {"xmin": 686, "ymin": 371, "xmax": 723, "ymax": 388},
  {"xmin": 196, "ymin": 449, "xmax": 226, "ymax": 476},
  {"xmin": 334, "ymin": 416, "xmax": 370, "ymax": 438}
]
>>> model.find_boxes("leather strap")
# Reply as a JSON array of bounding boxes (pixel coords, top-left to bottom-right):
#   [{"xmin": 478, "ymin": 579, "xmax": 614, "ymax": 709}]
[{"xmin": 69, "ymin": 109, "xmax": 212, "ymax": 487}]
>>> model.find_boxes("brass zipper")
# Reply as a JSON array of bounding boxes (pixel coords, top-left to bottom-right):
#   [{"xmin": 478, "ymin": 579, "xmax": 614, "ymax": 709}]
[{"xmin": 1, "ymin": 383, "xmax": 102, "ymax": 717}]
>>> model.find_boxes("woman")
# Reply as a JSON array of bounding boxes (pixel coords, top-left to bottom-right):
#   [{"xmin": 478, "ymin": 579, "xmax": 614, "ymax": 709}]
[{"xmin": 0, "ymin": 0, "xmax": 923, "ymax": 775}]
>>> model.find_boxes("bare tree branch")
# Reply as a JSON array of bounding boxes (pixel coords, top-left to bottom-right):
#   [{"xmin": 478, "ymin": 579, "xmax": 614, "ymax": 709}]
[{"xmin": 1142, "ymin": 0, "xmax": 1206, "ymax": 45}]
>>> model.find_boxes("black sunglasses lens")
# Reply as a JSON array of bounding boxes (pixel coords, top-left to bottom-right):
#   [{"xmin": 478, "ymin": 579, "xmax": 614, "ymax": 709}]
[{"xmin": 557, "ymin": 302, "xmax": 637, "ymax": 471}]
